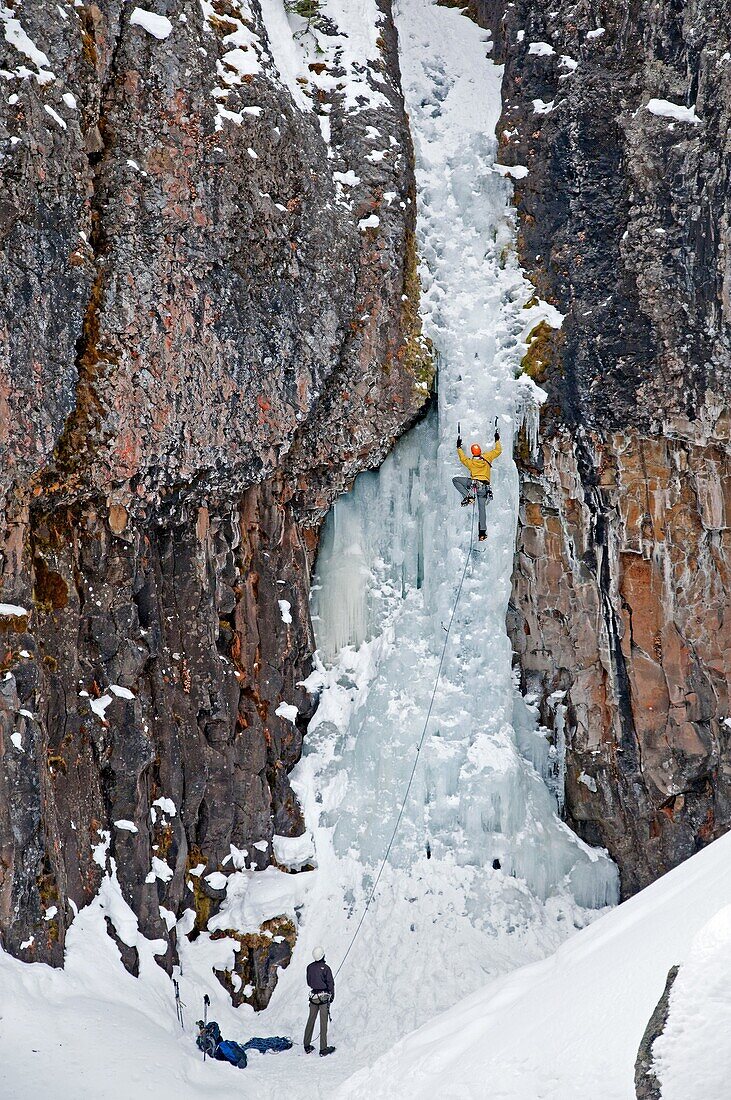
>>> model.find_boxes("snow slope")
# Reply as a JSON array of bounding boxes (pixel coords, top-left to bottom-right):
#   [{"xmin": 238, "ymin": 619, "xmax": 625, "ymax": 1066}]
[{"xmin": 339, "ymin": 830, "xmax": 731, "ymax": 1099}]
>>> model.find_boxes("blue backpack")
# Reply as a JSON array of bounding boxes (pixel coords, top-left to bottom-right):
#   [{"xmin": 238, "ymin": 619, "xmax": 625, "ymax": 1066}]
[{"xmin": 217, "ymin": 1039, "xmax": 249, "ymax": 1068}]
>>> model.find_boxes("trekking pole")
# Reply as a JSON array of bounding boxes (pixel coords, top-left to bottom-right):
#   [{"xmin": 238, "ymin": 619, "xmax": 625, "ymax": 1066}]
[
  {"xmin": 173, "ymin": 979, "xmax": 185, "ymax": 1030},
  {"xmin": 203, "ymin": 994, "xmax": 210, "ymax": 1062}
]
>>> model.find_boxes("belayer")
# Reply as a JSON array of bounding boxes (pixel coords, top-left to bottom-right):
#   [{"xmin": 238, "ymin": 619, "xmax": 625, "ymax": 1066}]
[
  {"xmin": 453, "ymin": 425, "xmax": 502, "ymax": 541},
  {"xmin": 304, "ymin": 946, "xmax": 336, "ymax": 1057}
]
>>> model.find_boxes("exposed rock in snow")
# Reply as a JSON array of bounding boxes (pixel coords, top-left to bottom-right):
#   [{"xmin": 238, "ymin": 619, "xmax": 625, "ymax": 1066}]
[{"xmin": 635, "ymin": 965, "xmax": 678, "ymax": 1100}]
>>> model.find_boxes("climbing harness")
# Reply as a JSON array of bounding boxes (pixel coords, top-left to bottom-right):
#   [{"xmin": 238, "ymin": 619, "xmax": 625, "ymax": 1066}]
[
  {"xmin": 472, "ymin": 478, "xmax": 493, "ymax": 500},
  {"xmin": 309, "ymin": 990, "xmax": 333, "ymax": 1005},
  {"xmin": 335, "ymin": 496, "xmax": 477, "ymax": 979}
]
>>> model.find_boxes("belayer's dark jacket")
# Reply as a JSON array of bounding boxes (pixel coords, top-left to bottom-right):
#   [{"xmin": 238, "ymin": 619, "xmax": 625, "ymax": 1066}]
[{"xmin": 307, "ymin": 959, "xmax": 335, "ymax": 1000}]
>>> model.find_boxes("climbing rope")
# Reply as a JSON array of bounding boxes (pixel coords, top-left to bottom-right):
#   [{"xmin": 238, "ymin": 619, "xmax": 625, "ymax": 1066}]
[{"xmin": 335, "ymin": 496, "xmax": 477, "ymax": 978}]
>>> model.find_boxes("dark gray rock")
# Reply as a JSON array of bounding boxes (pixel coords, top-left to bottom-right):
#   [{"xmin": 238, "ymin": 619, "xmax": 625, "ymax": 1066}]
[
  {"xmin": 0, "ymin": 0, "xmax": 431, "ymax": 999},
  {"xmin": 474, "ymin": 0, "xmax": 731, "ymax": 894},
  {"xmin": 635, "ymin": 965, "xmax": 679, "ymax": 1099}
]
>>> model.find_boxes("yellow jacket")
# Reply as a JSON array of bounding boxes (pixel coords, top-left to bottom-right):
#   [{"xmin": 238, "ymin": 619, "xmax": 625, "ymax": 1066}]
[{"xmin": 457, "ymin": 440, "xmax": 502, "ymax": 482}]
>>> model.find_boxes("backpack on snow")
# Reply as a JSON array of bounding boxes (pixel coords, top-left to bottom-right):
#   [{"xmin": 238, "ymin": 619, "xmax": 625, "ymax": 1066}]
[
  {"xmin": 216, "ymin": 1039, "xmax": 249, "ymax": 1068},
  {"xmin": 196, "ymin": 1021, "xmax": 222, "ymax": 1059}
]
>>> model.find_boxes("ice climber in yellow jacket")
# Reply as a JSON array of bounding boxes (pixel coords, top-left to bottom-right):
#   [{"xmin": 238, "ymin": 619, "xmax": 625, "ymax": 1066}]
[{"xmin": 453, "ymin": 427, "xmax": 502, "ymax": 542}]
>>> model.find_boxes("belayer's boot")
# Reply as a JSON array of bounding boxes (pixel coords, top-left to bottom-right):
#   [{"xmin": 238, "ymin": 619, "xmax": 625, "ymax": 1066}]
[
  {"xmin": 461, "ymin": 495, "xmax": 475, "ymax": 507},
  {"xmin": 320, "ymin": 1046, "xmax": 336, "ymax": 1057},
  {"xmin": 479, "ymin": 531, "xmax": 487, "ymax": 542},
  {"xmin": 304, "ymin": 1045, "xmax": 315, "ymax": 1054}
]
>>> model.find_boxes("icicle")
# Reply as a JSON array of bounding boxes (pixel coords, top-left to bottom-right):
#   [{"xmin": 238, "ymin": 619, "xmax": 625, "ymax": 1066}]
[
  {"xmin": 514, "ymin": 374, "xmax": 547, "ymax": 460},
  {"xmin": 312, "ymin": 414, "xmax": 437, "ymax": 662},
  {"xmin": 545, "ymin": 691, "xmax": 567, "ymax": 813}
]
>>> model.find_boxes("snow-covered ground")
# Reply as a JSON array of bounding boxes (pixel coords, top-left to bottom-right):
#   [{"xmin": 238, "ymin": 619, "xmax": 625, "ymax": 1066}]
[
  {"xmin": 340, "ymin": 831, "xmax": 731, "ymax": 1099},
  {"xmin": 6, "ymin": 3, "xmax": 724, "ymax": 1100}
]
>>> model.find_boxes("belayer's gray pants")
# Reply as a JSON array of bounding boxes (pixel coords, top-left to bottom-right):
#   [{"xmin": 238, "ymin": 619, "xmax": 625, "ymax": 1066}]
[
  {"xmin": 304, "ymin": 1000, "xmax": 329, "ymax": 1052},
  {"xmin": 453, "ymin": 476, "xmax": 492, "ymax": 532}
]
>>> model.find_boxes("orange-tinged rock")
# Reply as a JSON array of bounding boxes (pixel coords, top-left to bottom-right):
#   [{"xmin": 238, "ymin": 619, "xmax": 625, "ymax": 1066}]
[{"xmin": 108, "ymin": 504, "xmax": 127, "ymax": 535}]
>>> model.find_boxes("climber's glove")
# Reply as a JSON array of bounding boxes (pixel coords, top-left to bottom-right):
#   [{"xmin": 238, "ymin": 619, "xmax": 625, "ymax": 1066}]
[
  {"xmin": 494, "ymin": 429, "xmax": 500, "ymax": 442},
  {"xmin": 456, "ymin": 436, "xmax": 462, "ymax": 450}
]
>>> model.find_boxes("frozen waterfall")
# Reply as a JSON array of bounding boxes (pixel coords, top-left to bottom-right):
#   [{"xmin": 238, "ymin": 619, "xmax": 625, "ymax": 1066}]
[
  {"xmin": 310, "ymin": 407, "xmax": 617, "ymax": 909},
  {"xmin": 262, "ymin": 0, "xmax": 619, "ymax": 1087},
  {"xmin": 306, "ymin": 1, "xmax": 618, "ymax": 914}
]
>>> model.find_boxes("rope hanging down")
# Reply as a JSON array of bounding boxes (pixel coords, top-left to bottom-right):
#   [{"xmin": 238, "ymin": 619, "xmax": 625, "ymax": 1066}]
[{"xmin": 335, "ymin": 499, "xmax": 477, "ymax": 979}]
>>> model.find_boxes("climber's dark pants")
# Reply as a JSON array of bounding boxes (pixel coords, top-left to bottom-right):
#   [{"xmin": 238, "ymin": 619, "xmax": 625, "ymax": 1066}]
[
  {"xmin": 453, "ymin": 477, "xmax": 492, "ymax": 531},
  {"xmin": 304, "ymin": 1001, "xmax": 329, "ymax": 1052}
]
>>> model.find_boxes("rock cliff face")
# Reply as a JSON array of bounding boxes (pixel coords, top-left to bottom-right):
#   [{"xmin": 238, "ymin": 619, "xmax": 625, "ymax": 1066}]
[
  {"xmin": 479, "ymin": 0, "xmax": 731, "ymax": 893},
  {"xmin": 0, "ymin": 0, "xmax": 430, "ymax": 997}
]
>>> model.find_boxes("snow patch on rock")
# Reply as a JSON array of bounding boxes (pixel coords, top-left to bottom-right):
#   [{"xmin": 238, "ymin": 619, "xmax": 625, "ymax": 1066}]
[
  {"xmin": 273, "ymin": 831, "xmax": 315, "ymax": 869},
  {"xmin": 646, "ymin": 98, "xmax": 701, "ymax": 124},
  {"xmin": 275, "ymin": 701, "xmax": 298, "ymax": 724},
  {"xmin": 90, "ymin": 694, "xmax": 113, "ymax": 720},
  {"xmin": 110, "ymin": 684, "xmax": 135, "ymax": 700},
  {"xmin": 130, "ymin": 8, "xmax": 172, "ymax": 40},
  {"xmin": 0, "ymin": 603, "xmax": 27, "ymax": 617},
  {"xmin": 528, "ymin": 41, "xmax": 555, "ymax": 56}
]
